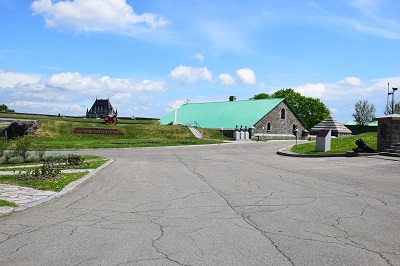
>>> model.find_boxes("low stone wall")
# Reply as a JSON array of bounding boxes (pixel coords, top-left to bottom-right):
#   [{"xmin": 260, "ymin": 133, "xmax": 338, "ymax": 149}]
[{"xmin": 345, "ymin": 125, "xmax": 377, "ymax": 135}]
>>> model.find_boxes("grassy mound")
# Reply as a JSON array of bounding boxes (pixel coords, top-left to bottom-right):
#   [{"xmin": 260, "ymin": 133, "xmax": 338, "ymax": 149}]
[
  {"xmin": 1, "ymin": 114, "xmax": 226, "ymax": 149},
  {"xmin": 290, "ymin": 132, "xmax": 377, "ymax": 155}
]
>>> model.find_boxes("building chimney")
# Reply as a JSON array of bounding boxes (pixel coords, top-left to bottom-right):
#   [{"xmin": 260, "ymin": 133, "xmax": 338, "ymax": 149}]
[{"xmin": 229, "ymin": 96, "xmax": 236, "ymax": 101}]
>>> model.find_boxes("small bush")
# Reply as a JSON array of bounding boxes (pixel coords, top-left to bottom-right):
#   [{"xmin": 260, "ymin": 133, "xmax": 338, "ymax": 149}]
[
  {"xmin": 0, "ymin": 155, "xmax": 7, "ymax": 164},
  {"xmin": 13, "ymin": 136, "xmax": 33, "ymax": 159},
  {"xmin": 26, "ymin": 155, "xmax": 40, "ymax": 163},
  {"xmin": 18, "ymin": 161, "xmax": 61, "ymax": 181},
  {"xmin": 54, "ymin": 153, "xmax": 67, "ymax": 162},
  {"xmin": 33, "ymin": 141, "xmax": 46, "ymax": 158},
  {"xmin": 9, "ymin": 156, "xmax": 24, "ymax": 164},
  {"xmin": 0, "ymin": 137, "xmax": 8, "ymax": 157},
  {"xmin": 42, "ymin": 153, "xmax": 67, "ymax": 164},
  {"xmin": 3, "ymin": 151, "xmax": 13, "ymax": 160},
  {"xmin": 67, "ymin": 154, "xmax": 84, "ymax": 166}
]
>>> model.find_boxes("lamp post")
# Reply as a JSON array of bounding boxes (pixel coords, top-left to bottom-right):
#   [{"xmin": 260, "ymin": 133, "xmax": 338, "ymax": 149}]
[
  {"xmin": 292, "ymin": 124, "xmax": 299, "ymax": 145},
  {"xmin": 388, "ymin": 87, "xmax": 398, "ymax": 114}
]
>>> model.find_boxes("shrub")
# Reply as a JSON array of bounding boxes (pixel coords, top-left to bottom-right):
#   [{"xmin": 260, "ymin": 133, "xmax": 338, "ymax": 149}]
[
  {"xmin": 26, "ymin": 155, "xmax": 40, "ymax": 163},
  {"xmin": 0, "ymin": 137, "xmax": 8, "ymax": 157},
  {"xmin": 42, "ymin": 153, "xmax": 66, "ymax": 164},
  {"xmin": 33, "ymin": 141, "xmax": 46, "ymax": 158},
  {"xmin": 54, "ymin": 153, "xmax": 67, "ymax": 162},
  {"xmin": 67, "ymin": 154, "xmax": 84, "ymax": 166},
  {"xmin": 13, "ymin": 136, "xmax": 33, "ymax": 159},
  {"xmin": 3, "ymin": 151, "xmax": 13, "ymax": 160},
  {"xmin": 0, "ymin": 155, "xmax": 7, "ymax": 164},
  {"xmin": 18, "ymin": 161, "xmax": 61, "ymax": 181},
  {"xmin": 9, "ymin": 156, "xmax": 24, "ymax": 164}
]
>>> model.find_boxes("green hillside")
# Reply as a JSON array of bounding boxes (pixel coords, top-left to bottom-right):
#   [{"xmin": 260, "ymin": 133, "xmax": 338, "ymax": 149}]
[{"xmin": 0, "ymin": 114, "xmax": 226, "ymax": 149}]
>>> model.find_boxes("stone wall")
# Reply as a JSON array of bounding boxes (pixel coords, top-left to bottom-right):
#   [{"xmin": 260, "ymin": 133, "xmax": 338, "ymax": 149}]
[
  {"xmin": 345, "ymin": 125, "xmax": 377, "ymax": 135},
  {"xmin": 253, "ymin": 102, "xmax": 305, "ymax": 135},
  {"xmin": 376, "ymin": 115, "xmax": 400, "ymax": 151}
]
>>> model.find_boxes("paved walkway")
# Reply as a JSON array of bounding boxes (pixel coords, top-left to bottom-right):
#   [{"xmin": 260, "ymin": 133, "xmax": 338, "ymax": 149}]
[
  {"xmin": 0, "ymin": 161, "xmax": 111, "ymax": 217},
  {"xmin": 0, "ymin": 184, "xmax": 56, "ymax": 205}
]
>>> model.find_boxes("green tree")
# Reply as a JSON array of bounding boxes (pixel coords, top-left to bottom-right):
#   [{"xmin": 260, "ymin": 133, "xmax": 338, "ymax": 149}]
[
  {"xmin": 251, "ymin": 93, "xmax": 271, "ymax": 100},
  {"xmin": 352, "ymin": 100, "xmax": 376, "ymax": 126},
  {"xmin": 251, "ymin": 88, "xmax": 330, "ymax": 129},
  {"xmin": 384, "ymin": 101, "xmax": 400, "ymax": 115},
  {"xmin": 0, "ymin": 104, "xmax": 14, "ymax": 112}
]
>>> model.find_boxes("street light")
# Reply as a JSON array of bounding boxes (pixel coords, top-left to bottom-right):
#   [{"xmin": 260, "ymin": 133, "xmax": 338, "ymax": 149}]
[
  {"xmin": 292, "ymin": 124, "xmax": 299, "ymax": 145},
  {"xmin": 388, "ymin": 86, "xmax": 398, "ymax": 114}
]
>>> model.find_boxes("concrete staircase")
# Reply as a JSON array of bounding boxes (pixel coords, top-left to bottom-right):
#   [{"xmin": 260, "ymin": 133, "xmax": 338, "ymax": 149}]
[
  {"xmin": 188, "ymin": 126, "xmax": 203, "ymax": 139},
  {"xmin": 380, "ymin": 143, "xmax": 400, "ymax": 157}
]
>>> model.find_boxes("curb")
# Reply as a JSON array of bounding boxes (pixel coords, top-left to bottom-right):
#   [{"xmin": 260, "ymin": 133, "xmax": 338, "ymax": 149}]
[
  {"xmin": 0, "ymin": 159, "xmax": 114, "ymax": 216},
  {"xmin": 277, "ymin": 145, "xmax": 379, "ymax": 158},
  {"xmin": 0, "ymin": 206, "xmax": 15, "ymax": 217}
]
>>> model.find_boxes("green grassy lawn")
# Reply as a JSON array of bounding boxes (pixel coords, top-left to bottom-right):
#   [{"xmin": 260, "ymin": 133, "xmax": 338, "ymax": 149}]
[
  {"xmin": 0, "ymin": 156, "xmax": 106, "ymax": 171},
  {"xmin": 0, "ymin": 199, "xmax": 17, "ymax": 207},
  {"xmin": 290, "ymin": 132, "xmax": 377, "ymax": 155},
  {"xmin": 1, "ymin": 114, "xmax": 226, "ymax": 149},
  {"xmin": 0, "ymin": 155, "xmax": 107, "ymax": 194},
  {"xmin": 0, "ymin": 172, "xmax": 88, "ymax": 192}
]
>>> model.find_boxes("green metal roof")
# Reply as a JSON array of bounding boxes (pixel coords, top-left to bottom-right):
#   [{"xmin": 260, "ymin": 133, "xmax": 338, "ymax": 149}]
[
  {"xmin": 344, "ymin": 120, "xmax": 378, "ymax": 126},
  {"xmin": 160, "ymin": 98, "xmax": 285, "ymax": 129}
]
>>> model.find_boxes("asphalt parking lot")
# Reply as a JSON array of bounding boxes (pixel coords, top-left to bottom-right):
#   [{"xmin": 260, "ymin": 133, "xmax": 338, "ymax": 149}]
[{"xmin": 1, "ymin": 140, "xmax": 399, "ymax": 266}]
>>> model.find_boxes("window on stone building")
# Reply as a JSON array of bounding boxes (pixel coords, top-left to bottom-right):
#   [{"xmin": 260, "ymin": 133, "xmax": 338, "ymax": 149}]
[
  {"xmin": 267, "ymin": 122, "xmax": 271, "ymax": 131},
  {"xmin": 280, "ymin": 108, "xmax": 286, "ymax": 119}
]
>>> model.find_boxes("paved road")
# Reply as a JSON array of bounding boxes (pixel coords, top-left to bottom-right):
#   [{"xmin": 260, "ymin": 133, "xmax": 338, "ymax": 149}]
[{"xmin": 1, "ymin": 141, "xmax": 400, "ymax": 266}]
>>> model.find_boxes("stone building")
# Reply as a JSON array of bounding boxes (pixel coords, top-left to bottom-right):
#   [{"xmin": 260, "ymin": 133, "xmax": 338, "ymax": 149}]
[
  {"xmin": 86, "ymin": 98, "xmax": 117, "ymax": 118},
  {"xmin": 160, "ymin": 97, "xmax": 306, "ymax": 137}
]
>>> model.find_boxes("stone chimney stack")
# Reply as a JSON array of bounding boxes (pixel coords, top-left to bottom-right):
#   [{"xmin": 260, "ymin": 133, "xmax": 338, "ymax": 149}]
[{"xmin": 229, "ymin": 96, "xmax": 236, "ymax": 101}]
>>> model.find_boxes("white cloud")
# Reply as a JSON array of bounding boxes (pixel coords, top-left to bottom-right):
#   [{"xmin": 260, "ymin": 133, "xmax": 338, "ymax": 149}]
[
  {"xmin": 338, "ymin": 76, "xmax": 363, "ymax": 87},
  {"xmin": 45, "ymin": 72, "xmax": 167, "ymax": 94},
  {"xmin": 286, "ymin": 76, "xmax": 400, "ymax": 121},
  {"xmin": 31, "ymin": 0, "xmax": 169, "ymax": 32},
  {"xmin": 169, "ymin": 65, "xmax": 212, "ymax": 84},
  {"xmin": 0, "ymin": 71, "xmax": 167, "ymax": 116},
  {"xmin": 10, "ymin": 101, "xmax": 84, "ymax": 115},
  {"xmin": 236, "ymin": 68, "xmax": 256, "ymax": 85},
  {"xmin": 193, "ymin": 53, "xmax": 205, "ymax": 63},
  {"xmin": 218, "ymin": 73, "xmax": 235, "ymax": 85},
  {"xmin": 217, "ymin": 68, "xmax": 257, "ymax": 86},
  {"xmin": 0, "ymin": 71, "xmax": 41, "ymax": 87},
  {"xmin": 348, "ymin": 0, "xmax": 380, "ymax": 16},
  {"xmin": 293, "ymin": 83, "xmax": 326, "ymax": 98}
]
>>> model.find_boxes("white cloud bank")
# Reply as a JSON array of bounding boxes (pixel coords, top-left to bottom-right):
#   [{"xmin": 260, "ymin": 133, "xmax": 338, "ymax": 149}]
[
  {"xmin": 31, "ymin": 0, "xmax": 169, "ymax": 32},
  {"xmin": 0, "ymin": 70, "xmax": 167, "ymax": 116},
  {"xmin": 169, "ymin": 65, "xmax": 257, "ymax": 86},
  {"xmin": 287, "ymin": 76, "xmax": 400, "ymax": 120}
]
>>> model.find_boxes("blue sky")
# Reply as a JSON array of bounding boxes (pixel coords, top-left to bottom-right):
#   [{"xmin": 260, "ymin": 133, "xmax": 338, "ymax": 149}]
[{"xmin": 1, "ymin": 0, "xmax": 400, "ymax": 123}]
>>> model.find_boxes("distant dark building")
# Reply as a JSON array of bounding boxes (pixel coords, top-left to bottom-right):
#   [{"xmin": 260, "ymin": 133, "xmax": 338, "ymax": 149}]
[{"xmin": 86, "ymin": 98, "xmax": 117, "ymax": 118}]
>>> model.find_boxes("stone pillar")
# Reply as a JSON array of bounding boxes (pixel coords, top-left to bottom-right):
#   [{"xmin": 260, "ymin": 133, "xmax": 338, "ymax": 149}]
[{"xmin": 375, "ymin": 115, "xmax": 400, "ymax": 152}]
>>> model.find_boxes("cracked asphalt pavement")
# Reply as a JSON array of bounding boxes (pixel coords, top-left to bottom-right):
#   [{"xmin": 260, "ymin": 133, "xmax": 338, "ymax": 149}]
[{"xmin": 1, "ymin": 141, "xmax": 400, "ymax": 266}]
